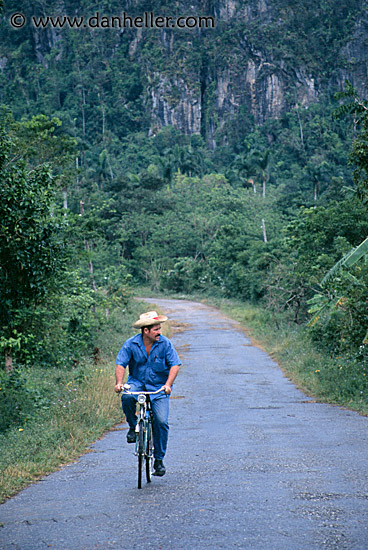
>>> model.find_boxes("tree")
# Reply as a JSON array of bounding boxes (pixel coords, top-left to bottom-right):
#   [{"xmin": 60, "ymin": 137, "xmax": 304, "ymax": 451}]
[
  {"xmin": 229, "ymin": 153, "xmax": 257, "ymax": 191},
  {"xmin": 0, "ymin": 112, "xmax": 67, "ymax": 372},
  {"xmin": 308, "ymin": 237, "xmax": 368, "ymax": 327},
  {"xmin": 251, "ymin": 149, "xmax": 271, "ymax": 198},
  {"xmin": 265, "ymin": 196, "xmax": 368, "ymax": 326},
  {"xmin": 305, "ymin": 159, "xmax": 329, "ymax": 203},
  {"xmin": 335, "ymin": 82, "xmax": 368, "ymax": 201},
  {"xmin": 305, "ymin": 86, "xmax": 368, "ymax": 350},
  {"xmin": 15, "ymin": 113, "xmax": 78, "ymax": 212}
]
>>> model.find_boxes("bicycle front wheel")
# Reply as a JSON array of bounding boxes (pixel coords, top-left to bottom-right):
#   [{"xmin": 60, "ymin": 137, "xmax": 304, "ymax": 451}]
[
  {"xmin": 145, "ymin": 421, "xmax": 153, "ymax": 483},
  {"xmin": 137, "ymin": 421, "xmax": 144, "ymax": 489}
]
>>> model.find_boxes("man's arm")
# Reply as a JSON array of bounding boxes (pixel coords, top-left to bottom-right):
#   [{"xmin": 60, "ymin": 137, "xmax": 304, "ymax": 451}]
[
  {"xmin": 163, "ymin": 364, "xmax": 180, "ymax": 395},
  {"xmin": 114, "ymin": 364, "xmax": 126, "ymax": 393}
]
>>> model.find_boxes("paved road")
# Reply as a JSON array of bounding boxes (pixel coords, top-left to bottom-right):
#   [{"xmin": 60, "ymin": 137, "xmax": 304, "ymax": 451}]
[{"xmin": 1, "ymin": 298, "xmax": 368, "ymax": 550}]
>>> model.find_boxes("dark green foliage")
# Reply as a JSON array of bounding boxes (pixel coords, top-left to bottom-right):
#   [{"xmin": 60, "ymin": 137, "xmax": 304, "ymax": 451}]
[
  {"xmin": 265, "ymin": 198, "xmax": 368, "ymax": 325},
  {"xmin": 244, "ymin": 0, "xmax": 362, "ymax": 76},
  {"xmin": 0, "ymin": 112, "xmax": 68, "ymax": 367},
  {"xmin": 335, "ymin": 82, "xmax": 368, "ymax": 201},
  {"xmin": 0, "ymin": 369, "xmax": 50, "ymax": 432},
  {"xmin": 299, "ymin": 85, "xmax": 368, "ymax": 354},
  {"xmin": 0, "ymin": 109, "xmax": 132, "ymax": 373}
]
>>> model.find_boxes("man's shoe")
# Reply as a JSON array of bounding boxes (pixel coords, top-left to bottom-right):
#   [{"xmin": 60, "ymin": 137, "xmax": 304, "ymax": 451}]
[
  {"xmin": 152, "ymin": 459, "xmax": 166, "ymax": 477},
  {"xmin": 126, "ymin": 428, "xmax": 136, "ymax": 443}
]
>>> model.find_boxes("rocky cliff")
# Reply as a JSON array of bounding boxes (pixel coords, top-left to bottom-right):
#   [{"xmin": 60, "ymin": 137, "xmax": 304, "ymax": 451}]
[
  {"xmin": 1, "ymin": 0, "xmax": 367, "ymax": 150},
  {"xmin": 126, "ymin": 0, "xmax": 368, "ymax": 147}
]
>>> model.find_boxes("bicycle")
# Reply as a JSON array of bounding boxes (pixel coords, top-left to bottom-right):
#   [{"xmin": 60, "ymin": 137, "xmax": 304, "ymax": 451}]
[{"xmin": 121, "ymin": 384, "xmax": 165, "ymax": 489}]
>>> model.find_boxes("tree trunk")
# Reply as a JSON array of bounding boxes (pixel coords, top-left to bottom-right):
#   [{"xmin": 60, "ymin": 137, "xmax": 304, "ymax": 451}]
[
  {"xmin": 248, "ymin": 178, "xmax": 256, "ymax": 194},
  {"xmin": 80, "ymin": 201, "xmax": 97, "ymax": 310},
  {"xmin": 297, "ymin": 108, "xmax": 305, "ymax": 154},
  {"xmin": 81, "ymin": 88, "xmax": 86, "ymax": 137},
  {"xmin": 77, "ymin": 62, "xmax": 86, "ymax": 137},
  {"xmin": 86, "ymin": 241, "xmax": 98, "ymax": 293},
  {"xmin": 107, "ymin": 153, "xmax": 114, "ymax": 180},
  {"xmin": 314, "ymin": 180, "xmax": 320, "ymax": 204},
  {"xmin": 262, "ymin": 218, "xmax": 268, "ymax": 243},
  {"xmin": 62, "ymin": 187, "xmax": 68, "ymax": 212},
  {"xmin": 76, "ymin": 157, "xmax": 80, "ymax": 185}
]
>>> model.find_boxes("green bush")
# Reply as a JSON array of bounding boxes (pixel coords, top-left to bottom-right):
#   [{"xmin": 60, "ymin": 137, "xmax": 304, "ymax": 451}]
[
  {"xmin": 0, "ymin": 370, "xmax": 50, "ymax": 433},
  {"xmin": 163, "ymin": 258, "xmax": 208, "ymax": 293}
]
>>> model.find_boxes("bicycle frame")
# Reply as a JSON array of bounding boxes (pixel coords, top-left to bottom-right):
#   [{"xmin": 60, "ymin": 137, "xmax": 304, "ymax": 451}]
[{"xmin": 122, "ymin": 384, "xmax": 164, "ymax": 488}]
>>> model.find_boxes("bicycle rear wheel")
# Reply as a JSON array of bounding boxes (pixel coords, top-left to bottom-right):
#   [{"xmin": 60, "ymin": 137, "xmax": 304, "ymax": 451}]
[{"xmin": 137, "ymin": 421, "xmax": 144, "ymax": 489}]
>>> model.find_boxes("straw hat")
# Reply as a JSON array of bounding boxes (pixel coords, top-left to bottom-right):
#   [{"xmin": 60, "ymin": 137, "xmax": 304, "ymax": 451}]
[{"xmin": 132, "ymin": 310, "xmax": 168, "ymax": 328}]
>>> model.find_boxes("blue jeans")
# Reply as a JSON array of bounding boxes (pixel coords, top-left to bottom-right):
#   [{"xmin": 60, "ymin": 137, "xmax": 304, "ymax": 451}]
[{"xmin": 121, "ymin": 384, "xmax": 170, "ymax": 460}]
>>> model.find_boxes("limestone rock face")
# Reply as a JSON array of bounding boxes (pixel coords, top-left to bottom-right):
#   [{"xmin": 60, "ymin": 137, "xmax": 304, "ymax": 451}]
[
  {"xmin": 145, "ymin": 53, "xmax": 319, "ymax": 146},
  {"xmin": 335, "ymin": 15, "xmax": 368, "ymax": 99},
  {"xmin": 148, "ymin": 74, "xmax": 202, "ymax": 136},
  {"xmin": 139, "ymin": 0, "xmax": 367, "ymax": 147}
]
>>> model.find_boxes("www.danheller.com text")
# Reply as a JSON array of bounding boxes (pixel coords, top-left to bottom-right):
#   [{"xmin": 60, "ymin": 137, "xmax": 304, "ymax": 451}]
[{"xmin": 10, "ymin": 11, "xmax": 216, "ymax": 30}]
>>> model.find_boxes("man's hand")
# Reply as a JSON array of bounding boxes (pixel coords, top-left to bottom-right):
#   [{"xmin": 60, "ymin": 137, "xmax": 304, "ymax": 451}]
[
  {"xmin": 114, "ymin": 383, "xmax": 123, "ymax": 393},
  {"xmin": 163, "ymin": 384, "xmax": 172, "ymax": 395}
]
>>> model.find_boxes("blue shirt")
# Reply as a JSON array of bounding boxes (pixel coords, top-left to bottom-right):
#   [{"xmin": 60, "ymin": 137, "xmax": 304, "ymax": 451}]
[{"xmin": 116, "ymin": 334, "xmax": 181, "ymax": 390}]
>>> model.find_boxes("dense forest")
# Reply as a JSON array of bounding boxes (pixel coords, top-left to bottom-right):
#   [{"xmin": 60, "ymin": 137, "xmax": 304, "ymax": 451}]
[{"xmin": 1, "ymin": 0, "xmax": 368, "ymax": 431}]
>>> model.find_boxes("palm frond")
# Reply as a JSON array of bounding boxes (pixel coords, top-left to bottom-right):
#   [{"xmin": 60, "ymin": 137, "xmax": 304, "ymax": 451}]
[
  {"xmin": 306, "ymin": 294, "xmax": 344, "ymax": 327},
  {"xmin": 363, "ymin": 329, "xmax": 368, "ymax": 345},
  {"xmin": 344, "ymin": 236, "xmax": 368, "ymax": 268},
  {"xmin": 321, "ymin": 236, "xmax": 368, "ymax": 286}
]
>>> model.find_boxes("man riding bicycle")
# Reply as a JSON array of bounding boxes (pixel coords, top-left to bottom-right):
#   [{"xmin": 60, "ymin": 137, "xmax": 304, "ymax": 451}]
[{"xmin": 114, "ymin": 310, "xmax": 181, "ymax": 477}]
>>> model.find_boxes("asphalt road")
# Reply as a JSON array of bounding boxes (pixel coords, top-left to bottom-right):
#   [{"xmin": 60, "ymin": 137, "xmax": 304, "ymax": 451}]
[{"xmin": 1, "ymin": 298, "xmax": 368, "ymax": 550}]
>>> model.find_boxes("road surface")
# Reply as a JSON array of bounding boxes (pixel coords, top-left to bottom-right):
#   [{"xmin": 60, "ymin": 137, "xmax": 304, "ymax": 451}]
[{"xmin": 0, "ymin": 298, "xmax": 367, "ymax": 549}]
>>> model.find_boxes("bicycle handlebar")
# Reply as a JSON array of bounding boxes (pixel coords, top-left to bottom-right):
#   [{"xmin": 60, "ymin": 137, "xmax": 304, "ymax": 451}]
[{"xmin": 121, "ymin": 385, "xmax": 165, "ymax": 395}]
